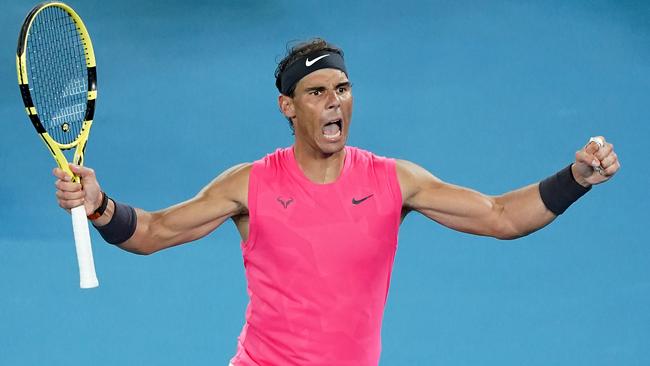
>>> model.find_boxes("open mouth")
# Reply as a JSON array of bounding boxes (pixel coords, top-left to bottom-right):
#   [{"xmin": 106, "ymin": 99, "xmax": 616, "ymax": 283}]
[{"xmin": 322, "ymin": 119, "xmax": 342, "ymax": 139}]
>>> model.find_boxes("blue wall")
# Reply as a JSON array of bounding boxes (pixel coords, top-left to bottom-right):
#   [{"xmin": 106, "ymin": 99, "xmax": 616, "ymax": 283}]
[{"xmin": 1, "ymin": 1, "xmax": 648, "ymax": 365}]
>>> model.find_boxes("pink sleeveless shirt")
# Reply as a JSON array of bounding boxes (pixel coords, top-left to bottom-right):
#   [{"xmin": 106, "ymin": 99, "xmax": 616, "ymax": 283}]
[{"xmin": 230, "ymin": 146, "xmax": 402, "ymax": 366}]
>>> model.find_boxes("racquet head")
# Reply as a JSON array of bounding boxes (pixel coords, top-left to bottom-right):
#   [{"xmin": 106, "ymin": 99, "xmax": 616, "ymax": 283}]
[
  {"xmin": 16, "ymin": 2, "xmax": 100, "ymax": 289},
  {"xmin": 16, "ymin": 2, "xmax": 97, "ymax": 176}
]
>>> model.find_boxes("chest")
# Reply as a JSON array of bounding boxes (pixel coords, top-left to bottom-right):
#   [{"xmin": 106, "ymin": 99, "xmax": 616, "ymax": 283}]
[{"xmin": 251, "ymin": 177, "xmax": 398, "ymax": 266}]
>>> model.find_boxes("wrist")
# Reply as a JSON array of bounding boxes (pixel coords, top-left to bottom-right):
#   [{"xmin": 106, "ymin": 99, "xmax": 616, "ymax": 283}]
[
  {"xmin": 93, "ymin": 200, "xmax": 137, "ymax": 244},
  {"xmin": 571, "ymin": 163, "xmax": 591, "ymax": 188},
  {"xmin": 90, "ymin": 198, "xmax": 115, "ymax": 227},
  {"xmin": 539, "ymin": 164, "xmax": 591, "ymax": 216},
  {"xmin": 87, "ymin": 191, "xmax": 109, "ymax": 221}
]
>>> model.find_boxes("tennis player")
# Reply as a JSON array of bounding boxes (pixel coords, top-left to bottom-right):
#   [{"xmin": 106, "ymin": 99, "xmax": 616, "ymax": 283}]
[{"xmin": 54, "ymin": 38, "xmax": 620, "ymax": 366}]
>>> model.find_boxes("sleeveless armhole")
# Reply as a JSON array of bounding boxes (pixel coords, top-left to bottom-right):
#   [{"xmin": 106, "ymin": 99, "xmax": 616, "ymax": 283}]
[
  {"xmin": 385, "ymin": 158, "xmax": 403, "ymax": 228},
  {"xmin": 241, "ymin": 161, "xmax": 260, "ymax": 253}
]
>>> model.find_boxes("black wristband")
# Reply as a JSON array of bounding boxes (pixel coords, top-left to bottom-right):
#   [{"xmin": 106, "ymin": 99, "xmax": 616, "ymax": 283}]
[
  {"xmin": 539, "ymin": 164, "xmax": 591, "ymax": 215},
  {"xmin": 93, "ymin": 199, "xmax": 137, "ymax": 244}
]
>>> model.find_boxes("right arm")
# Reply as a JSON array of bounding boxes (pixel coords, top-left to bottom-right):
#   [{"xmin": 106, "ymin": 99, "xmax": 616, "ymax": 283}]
[{"xmin": 54, "ymin": 163, "xmax": 251, "ymax": 255}]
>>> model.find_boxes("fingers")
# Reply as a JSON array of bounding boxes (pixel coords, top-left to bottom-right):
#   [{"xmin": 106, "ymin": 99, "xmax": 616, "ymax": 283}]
[
  {"xmin": 579, "ymin": 136, "xmax": 620, "ymax": 180},
  {"xmin": 55, "ymin": 187, "xmax": 84, "ymax": 200},
  {"xmin": 54, "ymin": 177, "xmax": 82, "ymax": 192},
  {"xmin": 600, "ymin": 150, "xmax": 618, "ymax": 168},
  {"xmin": 575, "ymin": 148, "xmax": 601, "ymax": 168},
  {"xmin": 584, "ymin": 139, "xmax": 601, "ymax": 155},
  {"xmin": 55, "ymin": 189, "xmax": 85, "ymax": 209},
  {"xmin": 583, "ymin": 136, "xmax": 615, "ymax": 168},
  {"xmin": 58, "ymin": 198, "xmax": 85, "ymax": 209},
  {"xmin": 589, "ymin": 136, "xmax": 617, "ymax": 168},
  {"xmin": 52, "ymin": 167, "xmax": 72, "ymax": 181},
  {"xmin": 69, "ymin": 164, "xmax": 96, "ymax": 180},
  {"xmin": 600, "ymin": 149, "xmax": 620, "ymax": 176},
  {"xmin": 603, "ymin": 160, "xmax": 621, "ymax": 176},
  {"xmin": 53, "ymin": 164, "xmax": 103, "ymax": 213},
  {"xmin": 54, "ymin": 175, "xmax": 84, "ymax": 208},
  {"xmin": 594, "ymin": 143, "xmax": 613, "ymax": 163},
  {"xmin": 53, "ymin": 166, "xmax": 85, "ymax": 209}
]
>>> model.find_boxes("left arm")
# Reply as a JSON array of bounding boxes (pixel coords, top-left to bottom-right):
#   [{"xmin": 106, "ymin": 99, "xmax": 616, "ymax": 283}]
[{"xmin": 397, "ymin": 136, "xmax": 620, "ymax": 240}]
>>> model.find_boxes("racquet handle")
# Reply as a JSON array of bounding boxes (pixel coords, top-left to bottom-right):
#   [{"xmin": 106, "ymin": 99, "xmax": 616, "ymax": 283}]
[{"xmin": 71, "ymin": 205, "xmax": 99, "ymax": 289}]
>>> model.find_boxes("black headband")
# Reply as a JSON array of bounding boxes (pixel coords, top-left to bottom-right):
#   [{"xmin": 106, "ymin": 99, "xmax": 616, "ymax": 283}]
[{"xmin": 278, "ymin": 51, "xmax": 347, "ymax": 95}]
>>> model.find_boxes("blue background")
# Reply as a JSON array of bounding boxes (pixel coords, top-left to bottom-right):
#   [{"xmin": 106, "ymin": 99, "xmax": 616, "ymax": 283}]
[{"xmin": 1, "ymin": 1, "xmax": 648, "ymax": 365}]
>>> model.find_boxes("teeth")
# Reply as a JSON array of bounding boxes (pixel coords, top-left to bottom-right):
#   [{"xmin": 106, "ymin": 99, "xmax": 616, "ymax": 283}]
[
  {"xmin": 324, "ymin": 130, "xmax": 341, "ymax": 138},
  {"xmin": 322, "ymin": 118, "xmax": 342, "ymax": 139}
]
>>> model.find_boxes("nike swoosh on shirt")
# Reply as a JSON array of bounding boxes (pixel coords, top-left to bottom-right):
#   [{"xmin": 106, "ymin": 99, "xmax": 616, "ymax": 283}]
[
  {"xmin": 305, "ymin": 54, "xmax": 330, "ymax": 67},
  {"xmin": 352, "ymin": 194, "xmax": 374, "ymax": 205}
]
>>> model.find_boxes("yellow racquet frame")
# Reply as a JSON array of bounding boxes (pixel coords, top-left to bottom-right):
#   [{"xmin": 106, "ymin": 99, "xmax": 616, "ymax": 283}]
[
  {"xmin": 17, "ymin": 1, "xmax": 97, "ymax": 183},
  {"xmin": 17, "ymin": 1, "xmax": 99, "ymax": 289}
]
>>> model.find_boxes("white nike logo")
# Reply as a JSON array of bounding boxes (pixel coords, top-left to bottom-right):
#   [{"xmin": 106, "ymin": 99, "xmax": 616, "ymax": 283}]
[{"xmin": 305, "ymin": 54, "xmax": 330, "ymax": 67}]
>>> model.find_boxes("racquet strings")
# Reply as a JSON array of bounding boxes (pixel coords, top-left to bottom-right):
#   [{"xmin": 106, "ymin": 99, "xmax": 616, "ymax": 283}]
[{"xmin": 26, "ymin": 6, "xmax": 88, "ymax": 146}]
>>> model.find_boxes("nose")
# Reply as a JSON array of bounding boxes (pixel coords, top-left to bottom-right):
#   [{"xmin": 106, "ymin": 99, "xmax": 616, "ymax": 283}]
[{"xmin": 325, "ymin": 89, "xmax": 341, "ymax": 110}]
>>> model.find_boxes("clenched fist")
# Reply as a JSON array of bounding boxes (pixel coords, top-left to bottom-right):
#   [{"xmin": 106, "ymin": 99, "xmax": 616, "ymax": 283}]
[{"xmin": 572, "ymin": 136, "xmax": 620, "ymax": 187}]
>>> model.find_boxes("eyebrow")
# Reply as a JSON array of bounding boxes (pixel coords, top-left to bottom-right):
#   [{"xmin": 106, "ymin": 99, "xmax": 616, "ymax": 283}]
[
  {"xmin": 304, "ymin": 86, "xmax": 326, "ymax": 93},
  {"xmin": 303, "ymin": 81, "xmax": 352, "ymax": 93}
]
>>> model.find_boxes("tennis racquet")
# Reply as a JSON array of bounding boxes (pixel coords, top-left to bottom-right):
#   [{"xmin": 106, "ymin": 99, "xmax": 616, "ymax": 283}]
[{"xmin": 17, "ymin": 2, "xmax": 99, "ymax": 289}]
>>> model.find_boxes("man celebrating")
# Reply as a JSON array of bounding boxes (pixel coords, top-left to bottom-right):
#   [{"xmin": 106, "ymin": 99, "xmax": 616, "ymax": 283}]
[{"xmin": 54, "ymin": 38, "xmax": 620, "ymax": 366}]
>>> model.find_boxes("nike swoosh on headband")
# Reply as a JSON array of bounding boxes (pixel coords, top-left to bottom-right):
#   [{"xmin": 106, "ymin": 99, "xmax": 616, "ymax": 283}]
[{"xmin": 305, "ymin": 54, "xmax": 330, "ymax": 67}]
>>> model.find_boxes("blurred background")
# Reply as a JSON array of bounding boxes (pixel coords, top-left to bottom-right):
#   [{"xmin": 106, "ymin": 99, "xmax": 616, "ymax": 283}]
[{"xmin": 1, "ymin": 0, "xmax": 648, "ymax": 365}]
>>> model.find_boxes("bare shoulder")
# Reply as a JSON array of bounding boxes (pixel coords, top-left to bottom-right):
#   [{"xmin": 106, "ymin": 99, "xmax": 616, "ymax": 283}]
[
  {"xmin": 197, "ymin": 162, "xmax": 252, "ymax": 212},
  {"xmin": 395, "ymin": 159, "xmax": 443, "ymax": 207}
]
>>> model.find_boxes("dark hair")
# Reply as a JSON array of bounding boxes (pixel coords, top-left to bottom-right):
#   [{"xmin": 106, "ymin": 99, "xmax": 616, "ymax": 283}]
[{"xmin": 275, "ymin": 38, "xmax": 344, "ymax": 133}]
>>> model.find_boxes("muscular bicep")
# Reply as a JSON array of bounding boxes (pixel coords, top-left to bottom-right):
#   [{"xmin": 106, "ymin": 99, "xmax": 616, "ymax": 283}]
[
  {"xmin": 122, "ymin": 163, "xmax": 250, "ymax": 254},
  {"xmin": 396, "ymin": 159, "xmax": 508, "ymax": 238}
]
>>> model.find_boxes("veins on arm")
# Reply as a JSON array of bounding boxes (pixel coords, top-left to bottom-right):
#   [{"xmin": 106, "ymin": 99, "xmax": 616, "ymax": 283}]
[
  {"xmin": 396, "ymin": 159, "xmax": 537, "ymax": 240},
  {"xmin": 118, "ymin": 163, "xmax": 251, "ymax": 254}
]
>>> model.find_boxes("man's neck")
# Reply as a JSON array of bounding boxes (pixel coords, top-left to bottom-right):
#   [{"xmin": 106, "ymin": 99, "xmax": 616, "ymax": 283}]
[{"xmin": 293, "ymin": 143, "xmax": 346, "ymax": 184}]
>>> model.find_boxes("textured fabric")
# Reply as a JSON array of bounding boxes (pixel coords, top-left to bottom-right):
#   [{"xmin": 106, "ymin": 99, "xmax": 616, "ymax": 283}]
[
  {"xmin": 538, "ymin": 164, "xmax": 591, "ymax": 215},
  {"xmin": 229, "ymin": 146, "xmax": 402, "ymax": 366}
]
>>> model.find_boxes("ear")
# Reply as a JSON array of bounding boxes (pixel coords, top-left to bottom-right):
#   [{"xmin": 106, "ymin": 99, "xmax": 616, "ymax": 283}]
[{"xmin": 278, "ymin": 94, "xmax": 296, "ymax": 119}]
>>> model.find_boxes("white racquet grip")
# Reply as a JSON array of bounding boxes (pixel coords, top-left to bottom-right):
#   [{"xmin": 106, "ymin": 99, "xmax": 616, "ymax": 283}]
[{"xmin": 71, "ymin": 205, "xmax": 99, "ymax": 288}]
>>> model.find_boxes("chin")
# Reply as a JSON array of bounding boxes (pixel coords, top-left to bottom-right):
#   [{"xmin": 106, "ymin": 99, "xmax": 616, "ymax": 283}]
[{"xmin": 317, "ymin": 138, "xmax": 347, "ymax": 156}]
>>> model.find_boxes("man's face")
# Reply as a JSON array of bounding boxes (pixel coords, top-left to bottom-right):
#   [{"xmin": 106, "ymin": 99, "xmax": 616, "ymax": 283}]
[{"xmin": 282, "ymin": 68, "xmax": 353, "ymax": 156}]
